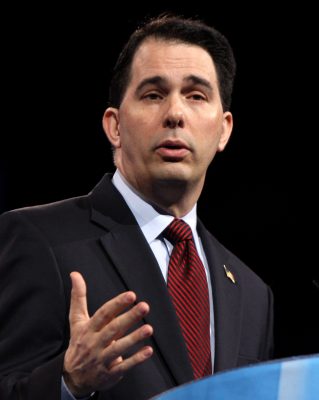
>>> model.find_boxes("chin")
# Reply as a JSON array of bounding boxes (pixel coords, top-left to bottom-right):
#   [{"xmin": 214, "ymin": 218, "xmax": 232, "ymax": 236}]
[{"xmin": 152, "ymin": 168, "xmax": 191, "ymax": 185}]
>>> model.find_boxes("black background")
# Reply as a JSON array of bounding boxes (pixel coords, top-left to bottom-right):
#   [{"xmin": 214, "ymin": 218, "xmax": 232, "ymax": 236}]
[{"xmin": 1, "ymin": 3, "xmax": 318, "ymax": 360}]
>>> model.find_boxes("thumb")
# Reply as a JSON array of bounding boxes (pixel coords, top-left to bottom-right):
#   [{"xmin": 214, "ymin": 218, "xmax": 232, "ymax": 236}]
[{"xmin": 69, "ymin": 271, "xmax": 89, "ymax": 325}]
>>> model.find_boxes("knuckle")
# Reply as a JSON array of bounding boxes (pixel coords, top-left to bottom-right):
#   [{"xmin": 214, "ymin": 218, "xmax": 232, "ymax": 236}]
[
  {"xmin": 109, "ymin": 339, "xmax": 118, "ymax": 353},
  {"xmin": 130, "ymin": 306, "xmax": 141, "ymax": 321},
  {"xmin": 98, "ymin": 306, "xmax": 111, "ymax": 321},
  {"xmin": 109, "ymin": 317, "xmax": 121, "ymax": 334}
]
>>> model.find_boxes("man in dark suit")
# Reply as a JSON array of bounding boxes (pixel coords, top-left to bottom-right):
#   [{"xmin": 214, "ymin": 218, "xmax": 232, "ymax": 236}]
[{"xmin": 0, "ymin": 15, "xmax": 273, "ymax": 400}]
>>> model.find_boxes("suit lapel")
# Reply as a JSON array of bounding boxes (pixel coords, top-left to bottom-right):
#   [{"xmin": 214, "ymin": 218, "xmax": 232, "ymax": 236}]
[
  {"xmin": 198, "ymin": 221, "xmax": 242, "ymax": 372},
  {"xmin": 89, "ymin": 174, "xmax": 194, "ymax": 385}
]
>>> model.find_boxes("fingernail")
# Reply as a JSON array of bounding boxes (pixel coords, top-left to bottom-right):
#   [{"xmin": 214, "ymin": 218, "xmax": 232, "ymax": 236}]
[
  {"xmin": 125, "ymin": 292, "xmax": 135, "ymax": 303},
  {"xmin": 139, "ymin": 307, "xmax": 148, "ymax": 316},
  {"xmin": 143, "ymin": 347, "xmax": 153, "ymax": 357},
  {"xmin": 142, "ymin": 327, "xmax": 152, "ymax": 338}
]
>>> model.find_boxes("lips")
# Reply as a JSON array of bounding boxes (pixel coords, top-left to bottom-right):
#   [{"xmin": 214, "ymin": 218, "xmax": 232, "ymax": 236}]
[{"xmin": 155, "ymin": 139, "xmax": 191, "ymax": 160}]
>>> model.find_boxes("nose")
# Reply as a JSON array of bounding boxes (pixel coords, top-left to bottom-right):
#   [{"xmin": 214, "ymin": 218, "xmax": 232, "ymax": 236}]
[{"xmin": 163, "ymin": 97, "xmax": 185, "ymax": 129}]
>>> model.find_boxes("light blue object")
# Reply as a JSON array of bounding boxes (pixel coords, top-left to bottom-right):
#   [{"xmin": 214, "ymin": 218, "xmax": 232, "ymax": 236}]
[{"xmin": 151, "ymin": 354, "xmax": 319, "ymax": 400}]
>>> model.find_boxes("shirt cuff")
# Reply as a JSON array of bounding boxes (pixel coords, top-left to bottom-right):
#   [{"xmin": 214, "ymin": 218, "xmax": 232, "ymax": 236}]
[{"xmin": 61, "ymin": 376, "xmax": 95, "ymax": 400}]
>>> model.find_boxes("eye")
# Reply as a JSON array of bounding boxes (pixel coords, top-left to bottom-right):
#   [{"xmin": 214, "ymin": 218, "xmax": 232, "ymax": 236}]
[
  {"xmin": 188, "ymin": 93, "xmax": 206, "ymax": 101},
  {"xmin": 142, "ymin": 92, "xmax": 163, "ymax": 101}
]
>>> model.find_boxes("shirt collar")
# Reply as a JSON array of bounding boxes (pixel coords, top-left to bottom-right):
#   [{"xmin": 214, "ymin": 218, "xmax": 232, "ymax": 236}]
[{"xmin": 112, "ymin": 169, "xmax": 198, "ymax": 243}]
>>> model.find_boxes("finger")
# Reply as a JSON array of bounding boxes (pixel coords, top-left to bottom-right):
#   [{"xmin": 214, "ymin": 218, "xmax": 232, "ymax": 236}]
[
  {"xmin": 69, "ymin": 271, "xmax": 89, "ymax": 324},
  {"xmin": 107, "ymin": 345, "xmax": 153, "ymax": 380},
  {"xmin": 108, "ymin": 341, "xmax": 123, "ymax": 369},
  {"xmin": 90, "ymin": 291, "xmax": 137, "ymax": 332},
  {"xmin": 102, "ymin": 324, "xmax": 153, "ymax": 365},
  {"xmin": 99, "ymin": 302, "xmax": 150, "ymax": 346}
]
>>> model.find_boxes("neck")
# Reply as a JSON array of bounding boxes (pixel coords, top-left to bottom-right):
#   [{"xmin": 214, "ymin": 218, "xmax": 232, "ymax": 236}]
[
  {"xmin": 115, "ymin": 168, "xmax": 206, "ymax": 217},
  {"xmin": 140, "ymin": 178, "xmax": 204, "ymax": 218}
]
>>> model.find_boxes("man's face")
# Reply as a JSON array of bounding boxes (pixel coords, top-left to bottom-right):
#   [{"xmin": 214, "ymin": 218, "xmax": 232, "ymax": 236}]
[{"xmin": 103, "ymin": 38, "xmax": 233, "ymax": 196}]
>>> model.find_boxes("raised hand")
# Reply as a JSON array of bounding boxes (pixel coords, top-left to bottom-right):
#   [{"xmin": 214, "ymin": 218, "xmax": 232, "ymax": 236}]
[{"xmin": 63, "ymin": 272, "xmax": 153, "ymax": 397}]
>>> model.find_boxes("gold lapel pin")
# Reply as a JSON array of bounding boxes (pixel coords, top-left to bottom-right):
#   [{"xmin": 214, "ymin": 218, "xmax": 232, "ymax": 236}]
[{"xmin": 223, "ymin": 264, "xmax": 236, "ymax": 284}]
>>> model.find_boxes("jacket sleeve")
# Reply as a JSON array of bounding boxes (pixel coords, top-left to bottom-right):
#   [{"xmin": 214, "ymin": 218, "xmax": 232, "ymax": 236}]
[{"xmin": 0, "ymin": 211, "xmax": 68, "ymax": 400}]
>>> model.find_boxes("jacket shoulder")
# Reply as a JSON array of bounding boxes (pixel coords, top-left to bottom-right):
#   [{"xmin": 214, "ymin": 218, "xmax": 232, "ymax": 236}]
[{"xmin": 0, "ymin": 194, "xmax": 93, "ymax": 245}]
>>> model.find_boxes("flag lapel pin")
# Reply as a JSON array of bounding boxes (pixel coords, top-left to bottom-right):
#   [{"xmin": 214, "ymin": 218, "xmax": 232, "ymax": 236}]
[{"xmin": 223, "ymin": 264, "xmax": 236, "ymax": 284}]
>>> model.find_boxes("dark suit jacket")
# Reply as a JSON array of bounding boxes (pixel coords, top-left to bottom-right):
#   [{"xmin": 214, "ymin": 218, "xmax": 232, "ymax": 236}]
[{"xmin": 0, "ymin": 174, "xmax": 273, "ymax": 400}]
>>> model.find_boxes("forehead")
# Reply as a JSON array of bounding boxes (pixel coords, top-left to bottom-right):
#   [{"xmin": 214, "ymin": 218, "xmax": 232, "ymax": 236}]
[{"xmin": 130, "ymin": 38, "xmax": 217, "ymax": 84}]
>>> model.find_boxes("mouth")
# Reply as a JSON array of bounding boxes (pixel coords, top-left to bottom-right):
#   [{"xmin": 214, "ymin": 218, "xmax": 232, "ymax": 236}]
[{"xmin": 155, "ymin": 139, "xmax": 191, "ymax": 161}]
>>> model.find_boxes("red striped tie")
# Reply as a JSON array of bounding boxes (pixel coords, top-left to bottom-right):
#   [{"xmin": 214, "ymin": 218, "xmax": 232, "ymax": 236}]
[{"xmin": 164, "ymin": 218, "xmax": 212, "ymax": 379}]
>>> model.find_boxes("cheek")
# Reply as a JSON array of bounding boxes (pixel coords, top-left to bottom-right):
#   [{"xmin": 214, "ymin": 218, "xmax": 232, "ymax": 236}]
[
  {"xmin": 197, "ymin": 122, "xmax": 223, "ymax": 158},
  {"xmin": 200, "ymin": 118, "xmax": 222, "ymax": 142},
  {"xmin": 119, "ymin": 108, "xmax": 152, "ymax": 137}
]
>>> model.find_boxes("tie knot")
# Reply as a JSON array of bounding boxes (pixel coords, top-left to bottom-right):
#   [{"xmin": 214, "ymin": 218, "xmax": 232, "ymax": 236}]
[{"xmin": 163, "ymin": 218, "xmax": 193, "ymax": 244}]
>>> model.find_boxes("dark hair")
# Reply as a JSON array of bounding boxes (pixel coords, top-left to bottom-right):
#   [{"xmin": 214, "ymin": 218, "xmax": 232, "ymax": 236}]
[{"xmin": 109, "ymin": 14, "xmax": 236, "ymax": 111}]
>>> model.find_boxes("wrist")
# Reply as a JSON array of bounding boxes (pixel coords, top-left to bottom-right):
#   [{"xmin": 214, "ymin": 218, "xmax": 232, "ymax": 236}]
[{"xmin": 63, "ymin": 370, "xmax": 93, "ymax": 399}]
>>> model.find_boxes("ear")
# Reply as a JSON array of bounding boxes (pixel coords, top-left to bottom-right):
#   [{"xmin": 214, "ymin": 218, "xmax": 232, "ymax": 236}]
[
  {"xmin": 102, "ymin": 107, "xmax": 121, "ymax": 148},
  {"xmin": 217, "ymin": 111, "xmax": 233, "ymax": 152}
]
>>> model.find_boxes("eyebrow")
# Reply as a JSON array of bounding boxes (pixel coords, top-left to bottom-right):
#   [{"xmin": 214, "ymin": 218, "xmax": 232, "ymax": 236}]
[
  {"xmin": 135, "ymin": 76, "xmax": 166, "ymax": 96},
  {"xmin": 184, "ymin": 75, "xmax": 213, "ymax": 93},
  {"xmin": 135, "ymin": 74, "xmax": 213, "ymax": 96}
]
